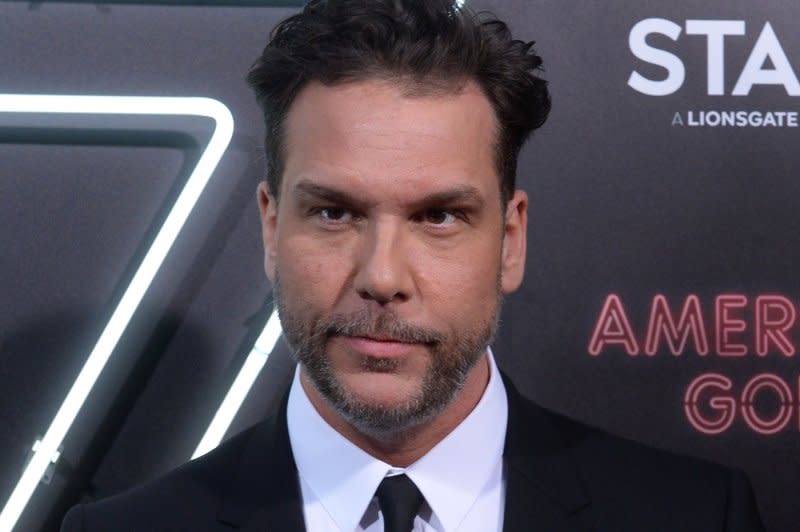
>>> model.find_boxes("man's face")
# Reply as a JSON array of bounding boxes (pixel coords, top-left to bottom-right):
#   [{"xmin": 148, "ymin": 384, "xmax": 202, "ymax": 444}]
[{"xmin": 258, "ymin": 79, "xmax": 527, "ymax": 437}]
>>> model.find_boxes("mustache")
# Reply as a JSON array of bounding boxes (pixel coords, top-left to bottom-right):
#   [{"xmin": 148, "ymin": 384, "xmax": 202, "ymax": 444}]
[{"xmin": 317, "ymin": 309, "xmax": 444, "ymax": 345}]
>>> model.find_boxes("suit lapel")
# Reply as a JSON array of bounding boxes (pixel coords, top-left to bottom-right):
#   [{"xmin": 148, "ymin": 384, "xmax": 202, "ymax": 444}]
[
  {"xmin": 217, "ymin": 395, "xmax": 306, "ymax": 532},
  {"xmin": 501, "ymin": 374, "xmax": 594, "ymax": 532}
]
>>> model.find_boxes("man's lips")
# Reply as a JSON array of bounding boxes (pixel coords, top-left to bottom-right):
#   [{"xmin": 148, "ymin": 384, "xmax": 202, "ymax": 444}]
[{"xmin": 336, "ymin": 335, "xmax": 423, "ymax": 359}]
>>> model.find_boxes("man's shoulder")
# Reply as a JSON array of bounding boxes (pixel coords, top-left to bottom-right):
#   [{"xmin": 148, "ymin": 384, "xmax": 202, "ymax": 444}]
[
  {"xmin": 541, "ymin": 399, "xmax": 732, "ymax": 485},
  {"xmin": 61, "ymin": 421, "xmax": 265, "ymax": 531},
  {"xmin": 505, "ymin": 374, "xmax": 731, "ymax": 482},
  {"xmin": 505, "ymin": 383, "xmax": 764, "ymax": 531}
]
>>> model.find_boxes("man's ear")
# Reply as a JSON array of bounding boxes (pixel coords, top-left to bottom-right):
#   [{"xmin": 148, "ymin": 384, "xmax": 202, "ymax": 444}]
[
  {"xmin": 500, "ymin": 190, "xmax": 528, "ymax": 294},
  {"xmin": 257, "ymin": 181, "xmax": 278, "ymax": 283}
]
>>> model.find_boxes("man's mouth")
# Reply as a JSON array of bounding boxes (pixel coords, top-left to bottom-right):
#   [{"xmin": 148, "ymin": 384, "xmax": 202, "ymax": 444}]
[
  {"xmin": 336, "ymin": 334, "xmax": 423, "ymax": 359},
  {"xmin": 354, "ymin": 335, "xmax": 410, "ymax": 342}
]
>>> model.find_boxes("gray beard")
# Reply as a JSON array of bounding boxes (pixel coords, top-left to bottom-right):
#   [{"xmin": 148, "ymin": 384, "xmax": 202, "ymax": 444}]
[{"xmin": 273, "ymin": 270, "xmax": 501, "ymax": 439}]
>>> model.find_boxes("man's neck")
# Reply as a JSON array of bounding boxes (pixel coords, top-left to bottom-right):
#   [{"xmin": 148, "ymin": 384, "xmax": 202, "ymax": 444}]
[{"xmin": 300, "ymin": 354, "xmax": 490, "ymax": 468}]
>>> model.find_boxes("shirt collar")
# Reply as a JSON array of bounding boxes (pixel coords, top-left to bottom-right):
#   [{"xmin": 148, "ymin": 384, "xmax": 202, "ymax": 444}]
[
  {"xmin": 406, "ymin": 348, "xmax": 507, "ymax": 531},
  {"xmin": 287, "ymin": 348, "xmax": 508, "ymax": 532},
  {"xmin": 287, "ymin": 368, "xmax": 388, "ymax": 532}
]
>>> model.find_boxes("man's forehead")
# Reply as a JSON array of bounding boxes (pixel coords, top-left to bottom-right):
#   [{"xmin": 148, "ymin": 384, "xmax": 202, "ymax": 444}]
[
  {"xmin": 279, "ymin": 78, "xmax": 499, "ymax": 200},
  {"xmin": 283, "ymin": 78, "xmax": 496, "ymax": 147}
]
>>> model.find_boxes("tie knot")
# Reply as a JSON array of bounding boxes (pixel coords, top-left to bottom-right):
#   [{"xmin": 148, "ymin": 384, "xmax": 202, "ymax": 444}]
[{"xmin": 375, "ymin": 474, "xmax": 424, "ymax": 532}]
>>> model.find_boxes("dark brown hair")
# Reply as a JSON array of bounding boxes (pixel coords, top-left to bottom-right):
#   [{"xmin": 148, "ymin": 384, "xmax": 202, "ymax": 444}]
[{"xmin": 247, "ymin": 0, "xmax": 550, "ymax": 204}]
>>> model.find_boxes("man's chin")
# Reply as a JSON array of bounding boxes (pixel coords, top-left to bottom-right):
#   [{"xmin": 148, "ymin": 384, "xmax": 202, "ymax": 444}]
[
  {"xmin": 335, "ymin": 371, "xmax": 424, "ymax": 412},
  {"xmin": 312, "ymin": 369, "xmax": 442, "ymax": 437}
]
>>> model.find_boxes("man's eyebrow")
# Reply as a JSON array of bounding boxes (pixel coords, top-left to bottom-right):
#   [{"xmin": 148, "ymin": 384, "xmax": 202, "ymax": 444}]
[
  {"xmin": 291, "ymin": 179, "xmax": 485, "ymax": 210},
  {"xmin": 292, "ymin": 180, "xmax": 369, "ymax": 210},
  {"xmin": 411, "ymin": 186, "xmax": 485, "ymax": 210}
]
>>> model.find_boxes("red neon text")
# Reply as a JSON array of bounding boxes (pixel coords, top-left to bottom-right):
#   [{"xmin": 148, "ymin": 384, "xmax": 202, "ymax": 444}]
[
  {"xmin": 684, "ymin": 373, "xmax": 796, "ymax": 435},
  {"xmin": 589, "ymin": 294, "xmax": 796, "ymax": 356}
]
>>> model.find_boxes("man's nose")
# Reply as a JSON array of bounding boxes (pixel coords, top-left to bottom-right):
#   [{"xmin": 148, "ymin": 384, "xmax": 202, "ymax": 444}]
[{"xmin": 352, "ymin": 220, "xmax": 412, "ymax": 304}]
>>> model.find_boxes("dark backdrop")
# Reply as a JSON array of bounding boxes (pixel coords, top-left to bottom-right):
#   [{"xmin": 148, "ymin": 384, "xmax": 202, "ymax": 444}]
[{"xmin": 1, "ymin": 1, "xmax": 797, "ymax": 530}]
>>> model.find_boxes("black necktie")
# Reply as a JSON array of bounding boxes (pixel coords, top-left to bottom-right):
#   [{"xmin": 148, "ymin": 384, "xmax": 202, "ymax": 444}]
[{"xmin": 375, "ymin": 474, "xmax": 424, "ymax": 532}]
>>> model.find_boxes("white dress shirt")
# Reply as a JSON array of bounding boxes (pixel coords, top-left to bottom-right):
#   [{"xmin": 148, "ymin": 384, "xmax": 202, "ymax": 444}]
[{"xmin": 287, "ymin": 348, "xmax": 508, "ymax": 532}]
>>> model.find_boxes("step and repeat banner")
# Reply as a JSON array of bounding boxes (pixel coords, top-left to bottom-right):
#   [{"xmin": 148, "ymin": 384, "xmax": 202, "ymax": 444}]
[{"xmin": 0, "ymin": 0, "xmax": 797, "ymax": 530}]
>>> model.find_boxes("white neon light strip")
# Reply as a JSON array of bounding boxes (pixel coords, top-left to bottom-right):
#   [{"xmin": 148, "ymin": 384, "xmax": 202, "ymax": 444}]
[
  {"xmin": 0, "ymin": 94, "xmax": 234, "ymax": 532},
  {"xmin": 192, "ymin": 309, "xmax": 282, "ymax": 459}
]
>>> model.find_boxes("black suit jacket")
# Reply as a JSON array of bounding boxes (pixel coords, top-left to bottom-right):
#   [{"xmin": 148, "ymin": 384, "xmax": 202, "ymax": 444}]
[{"xmin": 62, "ymin": 376, "xmax": 765, "ymax": 531}]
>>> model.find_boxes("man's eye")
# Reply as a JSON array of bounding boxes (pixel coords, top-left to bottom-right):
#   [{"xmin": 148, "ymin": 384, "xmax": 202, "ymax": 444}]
[
  {"xmin": 316, "ymin": 207, "xmax": 353, "ymax": 223},
  {"xmin": 424, "ymin": 209, "xmax": 457, "ymax": 225}
]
